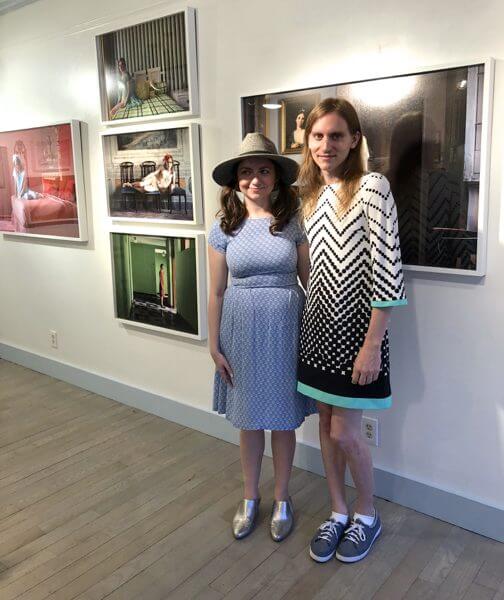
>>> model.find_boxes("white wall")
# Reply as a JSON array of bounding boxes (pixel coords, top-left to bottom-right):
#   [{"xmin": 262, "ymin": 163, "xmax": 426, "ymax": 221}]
[{"xmin": 0, "ymin": 0, "xmax": 503, "ymax": 510}]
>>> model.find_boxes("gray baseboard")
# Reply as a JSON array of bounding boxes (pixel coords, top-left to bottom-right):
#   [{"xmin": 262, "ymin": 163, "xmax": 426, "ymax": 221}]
[{"xmin": 1, "ymin": 342, "xmax": 502, "ymax": 543}]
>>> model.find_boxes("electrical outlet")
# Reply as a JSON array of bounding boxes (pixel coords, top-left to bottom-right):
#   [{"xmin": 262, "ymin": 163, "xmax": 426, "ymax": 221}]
[
  {"xmin": 362, "ymin": 416, "xmax": 379, "ymax": 447},
  {"xmin": 50, "ymin": 330, "xmax": 58, "ymax": 349}
]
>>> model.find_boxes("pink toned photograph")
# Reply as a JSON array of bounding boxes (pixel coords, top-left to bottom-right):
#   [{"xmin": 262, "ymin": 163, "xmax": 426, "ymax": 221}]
[{"xmin": 0, "ymin": 121, "xmax": 87, "ymax": 240}]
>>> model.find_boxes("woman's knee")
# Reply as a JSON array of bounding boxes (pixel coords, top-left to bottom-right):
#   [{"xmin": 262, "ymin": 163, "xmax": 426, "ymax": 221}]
[
  {"xmin": 271, "ymin": 429, "xmax": 296, "ymax": 445},
  {"xmin": 329, "ymin": 426, "xmax": 361, "ymax": 454},
  {"xmin": 318, "ymin": 403, "xmax": 333, "ymax": 434}
]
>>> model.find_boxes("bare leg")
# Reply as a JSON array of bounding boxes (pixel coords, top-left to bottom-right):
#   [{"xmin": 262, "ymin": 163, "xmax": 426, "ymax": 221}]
[
  {"xmin": 330, "ymin": 407, "xmax": 374, "ymax": 516},
  {"xmin": 110, "ymin": 100, "xmax": 126, "ymax": 117},
  {"xmin": 240, "ymin": 429, "xmax": 265, "ymax": 500},
  {"xmin": 318, "ymin": 402, "xmax": 348, "ymax": 514},
  {"xmin": 271, "ymin": 430, "xmax": 296, "ymax": 501},
  {"xmin": 122, "ymin": 182, "xmax": 143, "ymax": 191}
]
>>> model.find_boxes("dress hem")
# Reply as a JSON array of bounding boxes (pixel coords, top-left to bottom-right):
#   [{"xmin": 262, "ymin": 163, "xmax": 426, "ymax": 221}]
[
  {"xmin": 297, "ymin": 382, "xmax": 392, "ymax": 410},
  {"xmin": 214, "ymin": 409, "xmax": 310, "ymax": 431}
]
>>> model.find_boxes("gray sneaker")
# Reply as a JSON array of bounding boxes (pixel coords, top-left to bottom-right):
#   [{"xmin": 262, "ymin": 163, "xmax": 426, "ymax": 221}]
[
  {"xmin": 309, "ymin": 518, "xmax": 347, "ymax": 562},
  {"xmin": 336, "ymin": 512, "xmax": 382, "ymax": 563}
]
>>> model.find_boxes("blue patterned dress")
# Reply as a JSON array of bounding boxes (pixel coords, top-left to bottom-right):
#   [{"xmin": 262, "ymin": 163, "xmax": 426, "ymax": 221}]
[{"xmin": 209, "ymin": 217, "xmax": 318, "ymax": 430}]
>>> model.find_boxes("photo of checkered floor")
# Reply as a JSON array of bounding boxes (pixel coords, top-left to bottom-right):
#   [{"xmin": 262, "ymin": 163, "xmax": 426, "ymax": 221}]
[{"xmin": 111, "ymin": 94, "xmax": 185, "ymax": 120}]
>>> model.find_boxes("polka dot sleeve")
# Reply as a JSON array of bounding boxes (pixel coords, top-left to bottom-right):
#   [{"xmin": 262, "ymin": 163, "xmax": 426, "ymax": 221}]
[{"xmin": 364, "ymin": 175, "xmax": 408, "ymax": 308}]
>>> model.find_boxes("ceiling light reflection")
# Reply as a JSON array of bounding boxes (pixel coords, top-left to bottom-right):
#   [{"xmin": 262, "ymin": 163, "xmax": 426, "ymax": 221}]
[{"xmin": 352, "ymin": 77, "xmax": 416, "ymax": 108}]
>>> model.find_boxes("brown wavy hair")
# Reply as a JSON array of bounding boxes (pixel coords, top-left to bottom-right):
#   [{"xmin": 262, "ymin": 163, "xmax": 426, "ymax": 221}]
[
  {"xmin": 299, "ymin": 98, "xmax": 367, "ymax": 219},
  {"xmin": 217, "ymin": 161, "xmax": 299, "ymax": 235}
]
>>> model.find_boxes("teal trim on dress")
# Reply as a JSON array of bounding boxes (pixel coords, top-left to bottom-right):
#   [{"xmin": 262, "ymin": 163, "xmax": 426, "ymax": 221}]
[
  {"xmin": 297, "ymin": 382, "xmax": 392, "ymax": 410},
  {"xmin": 371, "ymin": 299, "xmax": 408, "ymax": 308}
]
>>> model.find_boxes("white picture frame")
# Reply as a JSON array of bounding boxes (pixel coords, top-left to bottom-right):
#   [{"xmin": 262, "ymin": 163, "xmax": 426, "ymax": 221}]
[
  {"xmin": 101, "ymin": 121, "xmax": 203, "ymax": 226},
  {"xmin": 1, "ymin": 119, "xmax": 88, "ymax": 242},
  {"xmin": 240, "ymin": 58, "xmax": 495, "ymax": 277},
  {"xmin": 96, "ymin": 7, "xmax": 199, "ymax": 126},
  {"xmin": 109, "ymin": 226, "xmax": 207, "ymax": 340}
]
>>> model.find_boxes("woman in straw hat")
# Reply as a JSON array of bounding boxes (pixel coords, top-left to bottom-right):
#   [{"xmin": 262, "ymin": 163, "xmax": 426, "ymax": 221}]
[
  {"xmin": 297, "ymin": 98, "xmax": 407, "ymax": 564},
  {"xmin": 208, "ymin": 133, "xmax": 317, "ymax": 542}
]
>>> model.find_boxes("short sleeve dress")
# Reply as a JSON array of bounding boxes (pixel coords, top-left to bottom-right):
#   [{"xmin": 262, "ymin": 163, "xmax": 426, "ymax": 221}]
[
  {"xmin": 209, "ymin": 217, "xmax": 318, "ymax": 430},
  {"xmin": 297, "ymin": 173, "xmax": 407, "ymax": 409}
]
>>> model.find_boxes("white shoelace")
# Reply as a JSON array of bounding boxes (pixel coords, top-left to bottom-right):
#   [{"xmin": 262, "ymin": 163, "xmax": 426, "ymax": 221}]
[
  {"xmin": 344, "ymin": 520, "xmax": 367, "ymax": 544},
  {"xmin": 316, "ymin": 519, "xmax": 341, "ymax": 542}
]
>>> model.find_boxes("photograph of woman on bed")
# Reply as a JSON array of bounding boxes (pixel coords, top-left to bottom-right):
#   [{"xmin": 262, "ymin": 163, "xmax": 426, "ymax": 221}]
[
  {"xmin": 12, "ymin": 141, "xmax": 40, "ymax": 200},
  {"xmin": 0, "ymin": 124, "xmax": 81, "ymax": 238}
]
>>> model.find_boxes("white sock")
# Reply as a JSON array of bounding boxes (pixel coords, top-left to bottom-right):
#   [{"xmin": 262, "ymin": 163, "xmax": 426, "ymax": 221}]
[
  {"xmin": 353, "ymin": 509, "xmax": 375, "ymax": 527},
  {"xmin": 330, "ymin": 511, "xmax": 349, "ymax": 525}
]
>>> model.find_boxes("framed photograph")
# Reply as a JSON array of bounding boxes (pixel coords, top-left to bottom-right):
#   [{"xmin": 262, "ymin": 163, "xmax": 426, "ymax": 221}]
[
  {"xmin": 241, "ymin": 59, "xmax": 494, "ymax": 276},
  {"xmin": 110, "ymin": 228, "xmax": 207, "ymax": 340},
  {"xmin": 0, "ymin": 120, "xmax": 87, "ymax": 241},
  {"xmin": 280, "ymin": 92, "xmax": 320, "ymax": 154},
  {"xmin": 101, "ymin": 122, "xmax": 202, "ymax": 224},
  {"xmin": 96, "ymin": 7, "xmax": 199, "ymax": 126}
]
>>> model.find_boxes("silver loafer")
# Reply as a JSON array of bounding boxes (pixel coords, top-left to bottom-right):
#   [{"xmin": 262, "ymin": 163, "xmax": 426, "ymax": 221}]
[
  {"xmin": 232, "ymin": 498, "xmax": 260, "ymax": 539},
  {"xmin": 270, "ymin": 497, "xmax": 294, "ymax": 542}
]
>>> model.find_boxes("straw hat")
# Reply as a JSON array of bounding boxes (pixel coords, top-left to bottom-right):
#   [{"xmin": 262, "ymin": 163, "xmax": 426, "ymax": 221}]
[{"xmin": 212, "ymin": 133, "xmax": 299, "ymax": 186}]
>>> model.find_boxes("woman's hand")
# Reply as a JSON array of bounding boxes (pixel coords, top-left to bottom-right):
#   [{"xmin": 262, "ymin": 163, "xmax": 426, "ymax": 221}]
[
  {"xmin": 351, "ymin": 342, "xmax": 381, "ymax": 385},
  {"xmin": 211, "ymin": 351, "xmax": 234, "ymax": 386}
]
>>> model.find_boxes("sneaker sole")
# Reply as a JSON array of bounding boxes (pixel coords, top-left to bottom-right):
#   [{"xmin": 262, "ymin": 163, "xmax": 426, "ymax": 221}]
[
  {"xmin": 335, "ymin": 525, "xmax": 382, "ymax": 563},
  {"xmin": 309, "ymin": 547, "xmax": 336, "ymax": 563}
]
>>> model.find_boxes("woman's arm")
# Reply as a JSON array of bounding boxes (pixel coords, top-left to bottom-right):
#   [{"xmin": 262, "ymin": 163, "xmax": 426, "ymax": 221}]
[
  {"xmin": 208, "ymin": 246, "xmax": 234, "ymax": 385},
  {"xmin": 351, "ymin": 307, "xmax": 392, "ymax": 385},
  {"xmin": 354, "ymin": 176, "xmax": 406, "ymax": 385},
  {"xmin": 296, "ymin": 241, "xmax": 310, "ymax": 290},
  {"xmin": 123, "ymin": 77, "xmax": 131, "ymax": 103}
]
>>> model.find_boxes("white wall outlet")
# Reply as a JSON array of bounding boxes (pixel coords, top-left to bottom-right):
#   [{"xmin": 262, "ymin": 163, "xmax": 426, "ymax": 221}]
[
  {"xmin": 362, "ymin": 416, "xmax": 379, "ymax": 447},
  {"xmin": 50, "ymin": 330, "xmax": 58, "ymax": 349}
]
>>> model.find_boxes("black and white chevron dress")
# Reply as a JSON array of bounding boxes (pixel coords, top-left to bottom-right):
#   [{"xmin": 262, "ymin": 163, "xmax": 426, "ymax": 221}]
[{"xmin": 297, "ymin": 173, "xmax": 407, "ymax": 409}]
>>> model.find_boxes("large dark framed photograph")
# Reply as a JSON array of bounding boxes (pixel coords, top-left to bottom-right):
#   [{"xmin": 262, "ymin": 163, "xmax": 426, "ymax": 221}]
[
  {"xmin": 96, "ymin": 7, "xmax": 198, "ymax": 125},
  {"xmin": 101, "ymin": 122, "xmax": 202, "ymax": 224},
  {"xmin": 0, "ymin": 120, "xmax": 87, "ymax": 241},
  {"xmin": 110, "ymin": 228, "xmax": 207, "ymax": 340},
  {"xmin": 242, "ymin": 59, "xmax": 494, "ymax": 276}
]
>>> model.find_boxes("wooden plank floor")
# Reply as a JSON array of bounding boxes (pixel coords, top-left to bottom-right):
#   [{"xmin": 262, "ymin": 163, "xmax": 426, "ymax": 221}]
[{"xmin": 0, "ymin": 360, "xmax": 502, "ymax": 600}]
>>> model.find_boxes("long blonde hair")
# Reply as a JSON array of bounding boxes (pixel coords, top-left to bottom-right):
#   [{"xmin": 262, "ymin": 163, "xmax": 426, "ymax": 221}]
[{"xmin": 299, "ymin": 98, "xmax": 367, "ymax": 219}]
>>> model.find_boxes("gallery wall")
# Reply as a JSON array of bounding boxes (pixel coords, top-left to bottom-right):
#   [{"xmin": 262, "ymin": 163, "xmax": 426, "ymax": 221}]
[{"xmin": 0, "ymin": 0, "xmax": 503, "ymax": 512}]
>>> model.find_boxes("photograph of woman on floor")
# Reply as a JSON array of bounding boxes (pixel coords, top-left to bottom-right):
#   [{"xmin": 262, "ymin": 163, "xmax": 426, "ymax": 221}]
[
  {"xmin": 297, "ymin": 98, "xmax": 407, "ymax": 564},
  {"xmin": 109, "ymin": 58, "xmax": 143, "ymax": 118},
  {"xmin": 208, "ymin": 133, "xmax": 317, "ymax": 543},
  {"xmin": 98, "ymin": 12, "xmax": 190, "ymax": 122},
  {"xmin": 123, "ymin": 154, "xmax": 175, "ymax": 194}
]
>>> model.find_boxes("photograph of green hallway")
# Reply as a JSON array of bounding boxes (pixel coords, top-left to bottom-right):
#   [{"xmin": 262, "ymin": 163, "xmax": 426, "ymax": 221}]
[{"xmin": 112, "ymin": 232, "xmax": 199, "ymax": 335}]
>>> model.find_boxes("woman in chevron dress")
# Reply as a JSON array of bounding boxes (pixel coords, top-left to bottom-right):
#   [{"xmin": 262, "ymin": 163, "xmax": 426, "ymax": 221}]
[{"xmin": 297, "ymin": 98, "xmax": 407, "ymax": 564}]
